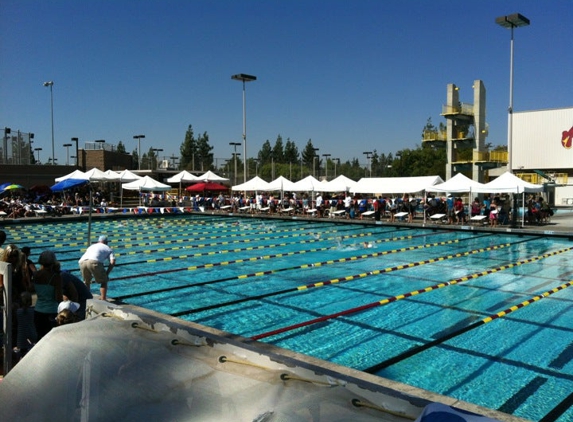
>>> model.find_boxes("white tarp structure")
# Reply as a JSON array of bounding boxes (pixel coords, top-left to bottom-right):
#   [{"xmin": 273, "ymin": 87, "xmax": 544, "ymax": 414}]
[
  {"xmin": 0, "ymin": 303, "xmax": 436, "ymax": 422},
  {"xmin": 320, "ymin": 175, "xmax": 357, "ymax": 193},
  {"xmin": 231, "ymin": 176, "xmax": 271, "ymax": 191},
  {"xmin": 291, "ymin": 175, "xmax": 322, "ymax": 192},
  {"xmin": 197, "ymin": 170, "xmax": 229, "ymax": 182},
  {"xmin": 122, "ymin": 175, "xmax": 172, "ymax": 191},
  {"xmin": 426, "ymin": 173, "xmax": 485, "ymax": 193},
  {"xmin": 353, "ymin": 176, "xmax": 444, "ymax": 194},
  {"xmin": 472, "ymin": 171, "xmax": 544, "ymax": 194}
]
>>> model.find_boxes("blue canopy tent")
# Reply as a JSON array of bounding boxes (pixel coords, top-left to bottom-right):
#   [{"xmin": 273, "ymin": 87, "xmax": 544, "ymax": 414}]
[
  {"xmin": 50, "ymin": 178, "xmax": 89, "ymax": 192},
  {"xmin": 50, "ymin": 178, "xmax": 94, "ymax": 244}
]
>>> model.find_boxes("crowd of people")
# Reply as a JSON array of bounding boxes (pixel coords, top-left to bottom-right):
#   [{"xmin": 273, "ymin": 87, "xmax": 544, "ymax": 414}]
[{"xmin": 0, "ymin": 229, "xmax": 116, "ymax": 370}]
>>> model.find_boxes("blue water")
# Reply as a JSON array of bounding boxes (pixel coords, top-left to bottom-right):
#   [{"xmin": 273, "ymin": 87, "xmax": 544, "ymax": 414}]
[{"xmin": 8, "ymin": 214, "xmax": 573, "ymax": 421}]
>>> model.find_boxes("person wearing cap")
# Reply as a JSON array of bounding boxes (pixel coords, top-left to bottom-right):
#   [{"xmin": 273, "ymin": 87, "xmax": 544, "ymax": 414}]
[
  {"xmin": 33, "ymin": 250, "xmax": 63, "ymax": 340},
  {"xmin": 78, "ymin": 235, "xmax": 116, "ymax": 301}
]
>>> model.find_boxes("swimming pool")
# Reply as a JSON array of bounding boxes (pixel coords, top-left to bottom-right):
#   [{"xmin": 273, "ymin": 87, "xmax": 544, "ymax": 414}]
[{"xmin": 8, "ymin": 214, "xmax": 573, "ymax": 421}]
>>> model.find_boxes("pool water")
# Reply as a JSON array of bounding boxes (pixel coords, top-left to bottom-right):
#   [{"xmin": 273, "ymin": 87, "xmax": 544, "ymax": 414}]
[{"xmin": 9, "ymin": 214, "xmax": 573, "ymax": 421}]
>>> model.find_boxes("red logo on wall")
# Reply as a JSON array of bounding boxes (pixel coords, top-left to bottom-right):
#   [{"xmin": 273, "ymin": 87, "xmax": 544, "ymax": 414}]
[{"xmin": 562, "ymin": 126, "xmax": 573, "ymax": 149}]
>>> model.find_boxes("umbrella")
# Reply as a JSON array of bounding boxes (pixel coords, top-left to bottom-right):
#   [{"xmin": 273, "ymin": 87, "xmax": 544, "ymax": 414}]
[
  {"xmin": 185, "ymin": 182, "xmax": 229, "ymax": 192},
  {"xmin": 2, "ymin": 184, "xmax": 25, "ymax": 191},
  {"xmin": 29, "ymin": 184, "xmax": 52, "ymax": 193}
]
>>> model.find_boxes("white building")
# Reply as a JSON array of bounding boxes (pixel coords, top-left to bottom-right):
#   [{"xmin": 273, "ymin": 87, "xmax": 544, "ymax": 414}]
[{"xmin": 513, "ymin": 107, "xmax": 573, "ymax": 205}]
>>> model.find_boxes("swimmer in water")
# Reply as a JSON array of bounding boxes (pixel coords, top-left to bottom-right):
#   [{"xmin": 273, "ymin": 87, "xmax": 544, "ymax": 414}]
[
  {"xmin": 311, "ymin": 232, "xmax": 321, "ymax": 240},
  {"xmin": 363, "ymin": 241, "xmax": 373, "ymax": 249}
]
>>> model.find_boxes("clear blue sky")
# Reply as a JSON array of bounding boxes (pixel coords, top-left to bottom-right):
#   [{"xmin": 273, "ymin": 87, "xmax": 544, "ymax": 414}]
[{"xmin": 1, "ymin": 0, "xmax": 571, "ymax": 168}]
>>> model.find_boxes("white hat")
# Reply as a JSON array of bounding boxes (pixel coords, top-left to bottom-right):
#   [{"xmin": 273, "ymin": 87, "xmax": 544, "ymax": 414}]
[{"xmin": 58, "ymin": 300, "xmax": 80, "ymax": 314}]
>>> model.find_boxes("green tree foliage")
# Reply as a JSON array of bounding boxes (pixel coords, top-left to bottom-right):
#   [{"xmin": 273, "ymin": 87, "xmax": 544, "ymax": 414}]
[
  {"xmin": 116, "ymin": 141, "xmax": 126, "ymax": 154},
  {"xmin": 179, "ymin": 125, "xmax": 214, "ymax": 171},
  {"xmin": 258, "ymin": 140, "xmax": 273, "ymax": 165},
  {"xmin": 390, "ymin": 145, "xmax": 446, "ymax": 179},
  {"xmin": 179, "ymin": 125, "xmax": 196, "ymax": 170},
  {"xmin": 301, "ymin": 139, "xmax": 319, "ymax": 168},
  {"xmin": 131, "ymin": 148, "xmax": 139, "ymax": 170},
  {"xmin": 272, "ymin": 134, "xmax": 284, "ymax": 163},
  {"xmin": 196, "ymin": 131, "xmax": 214, "ymax": 172},
  {"xmin": 284, "ymin": 138, "xmax": 299, "ymax": 164}
]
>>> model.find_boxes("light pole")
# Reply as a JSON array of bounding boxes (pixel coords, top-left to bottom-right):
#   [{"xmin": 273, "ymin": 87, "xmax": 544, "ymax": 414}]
[
  {"xmin": 133, "ymin": 134, "xmax": 145, "ymax": 170},
  {"xmin": 333, "ymin": 158, "xmax": 340, "ymax": 178},
  {"xmin": 322, "ymin": 153, "xmax": 331, "ymax": 180},
  {"xmin": 152, "ymin": 148, "xmax": 163, "ymax": 169},
  {"xmin": 63, "ymin": 143, "xmax": 72, "ymax": 165},
  {"xmin": 43, "ymin": 81, "xmax": 55, "ymax": 165},
  {"xmin": 495, "ymin": 13, "xmax": 530, "ymax": 174},
  {"xmin": 231, "ymin": 73, "xmax": 257, "ymax": 184},
  {"xmin": 229, "ymin": 142, "xmax": 241, "ymax": 185},
  {"xmin": 70, "ymin": 137, "xmax": 79, "ymax": 168},
  {"xmin": 363, "ymin": 151, "xmax": 372, "ymax": 177},
  {"xmin": 34, "ymin": 147, "xmax": 42, "ymax": 163}
]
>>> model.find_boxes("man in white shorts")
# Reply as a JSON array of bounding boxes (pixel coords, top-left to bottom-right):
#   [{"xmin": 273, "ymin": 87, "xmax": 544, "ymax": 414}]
[{"xmin": 78, "ymin": 235, "xmax": 116, "ymax": 301}]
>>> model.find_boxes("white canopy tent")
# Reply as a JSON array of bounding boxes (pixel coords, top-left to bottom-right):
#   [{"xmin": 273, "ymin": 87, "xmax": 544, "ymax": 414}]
[
  {"xmin": 231, "ymin": 176, "xmax": 271, "ymax": 192},
  {"xmin": 117, "ymin": 169, "xmax": 143, "ymax": 182},
  {"xmin": 352, "ymin": 176, "xmax": 444, "ymax": 195},
  {"xmin": 54, "ymin": 169, "xmax": 87, "ymax": 182},
  {"xmin": 320, "ymin": 175, "xmax": 357, "ymax": 193},
  {"xmin": 197, "ymin": 170, "xmax": 229, "ymax": 182},
  {"xmin": 267, "ymin": 176, "xmax": 297, "ymax": 192},
  {"xmin": 291, "ymin": 175, "xmax": 322, "ymax": 192},
  {"xmin": 472, "ymin": 171, "xmax": 543, "ymax": 194},
  {"xmin": 473, "ymin": 172, "xmax": 544, "ymax": 228},
  {"xmin": 122, "ymin": 175, "xmax": 172, "ymax": 192},
  {"xmin": 83, "ymin": 167, "xmax": 116, "ymax": 182},
  {"xmin": 166, "ymin": 170, "xmax": 198, "ymax": 183},
  {"xmin": 426, "ymin": 173, "xmax": 485, "ymax": 194},
  {"xmin": 167, "ymin": 170, "xmax": 199, "ymax": 199},
  {"xmin": 106, "ymin": 169, "xmax": 143, "ymax": 207}
]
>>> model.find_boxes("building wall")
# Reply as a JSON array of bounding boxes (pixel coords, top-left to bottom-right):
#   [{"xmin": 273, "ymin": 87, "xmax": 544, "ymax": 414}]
[{"xmin": 513, "ymin": 107, "xmax": 573, "ymax": 170}]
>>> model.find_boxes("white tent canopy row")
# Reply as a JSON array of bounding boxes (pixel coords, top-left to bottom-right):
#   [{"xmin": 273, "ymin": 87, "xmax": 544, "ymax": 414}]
[
  {"xmin": 426, "ymin": 172, "xmax": 544, "ymax": 195},
  {"xmin": 353, "ymin": 176, "xmax": 444, "ymax": 195}
]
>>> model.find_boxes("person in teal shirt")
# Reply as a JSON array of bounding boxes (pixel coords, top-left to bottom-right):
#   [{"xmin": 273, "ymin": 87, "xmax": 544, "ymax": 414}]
[{"xmin": 33, "ymin": 250, "xmax": 63, "ymax": 340}]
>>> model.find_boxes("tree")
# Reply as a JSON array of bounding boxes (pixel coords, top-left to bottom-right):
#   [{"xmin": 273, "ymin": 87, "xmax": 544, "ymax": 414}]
[
  {"xmin": 284, "ymin": 138, "xmax": 299, "ymax": 164},
  {"xmin": 258, "ymin": 140, "xmax": 273, "ymax": 165},
  {"xmin": 196, "ymin": 131, "xmax": 214, "ymax": 171},
  {"xmin": 272, "ymin": 134, "xmax": 284, "ymax": 163},
  {"xmin": 179, "ymin": 125, "xmax": 197, "ymax": 170},
  {"xmin": 116, "ymin": 141, "xmax": 126, "ymax": 154},
  {"xmin": 131, "ymin": 148, "xmax": 139, "ymax": 170}
]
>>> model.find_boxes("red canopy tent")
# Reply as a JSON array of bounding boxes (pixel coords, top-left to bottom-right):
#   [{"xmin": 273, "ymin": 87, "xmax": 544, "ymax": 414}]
[{"xmin": 185, "ymin": 182, "xmax": 229, "ymax": 192}]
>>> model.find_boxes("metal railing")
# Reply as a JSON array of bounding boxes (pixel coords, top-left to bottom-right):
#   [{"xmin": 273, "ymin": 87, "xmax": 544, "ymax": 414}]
[{"xmin": 441, "ymin": 102, "xmax": 474, "ymax": 116}]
